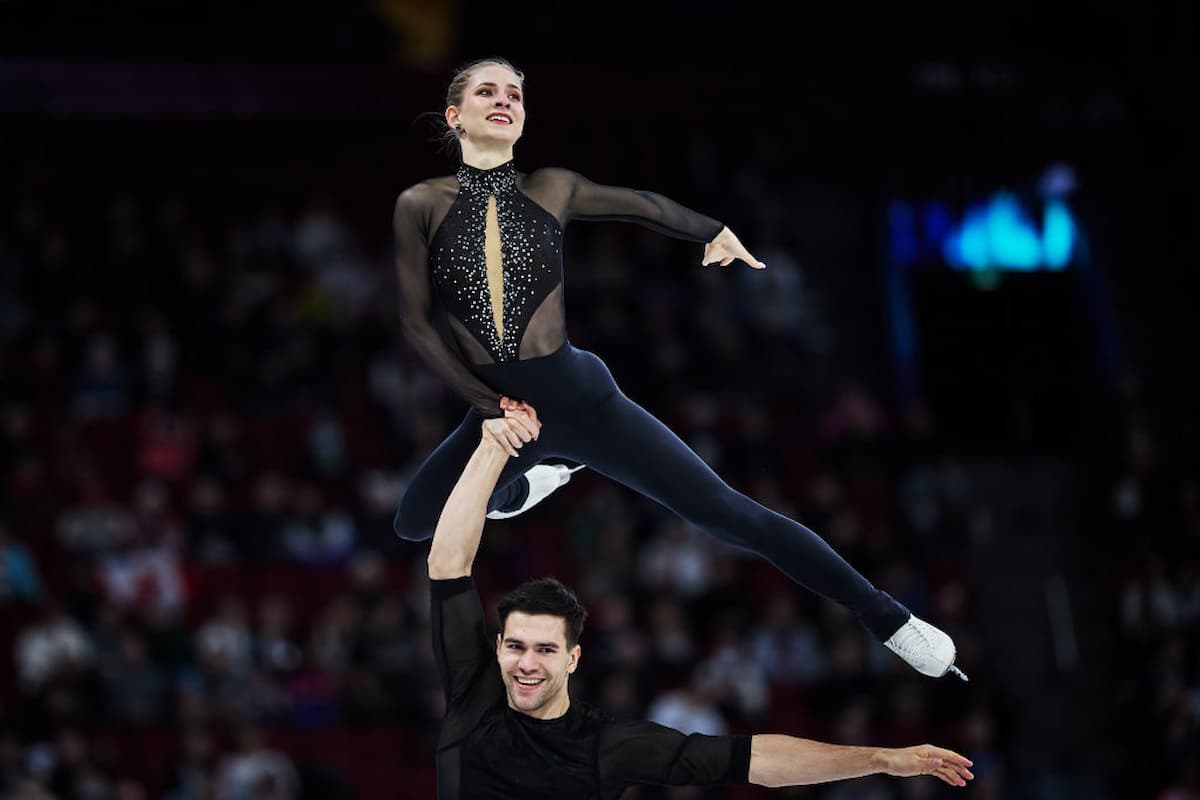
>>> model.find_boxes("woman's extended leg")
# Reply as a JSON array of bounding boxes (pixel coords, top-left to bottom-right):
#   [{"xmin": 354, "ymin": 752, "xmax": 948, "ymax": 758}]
[{"xmin": 565, "ymin": 391, "xmax": 910, "ymax": 641}]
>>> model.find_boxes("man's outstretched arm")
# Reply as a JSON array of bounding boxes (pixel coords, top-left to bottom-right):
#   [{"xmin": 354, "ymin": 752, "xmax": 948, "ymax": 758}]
[
  {"xmin": 426, "ymin": 403, "xmax": 540, "ymax": 580},
  {"xmin": 748, "ymin": 736, "xmax": 974, "ymax": 788}
]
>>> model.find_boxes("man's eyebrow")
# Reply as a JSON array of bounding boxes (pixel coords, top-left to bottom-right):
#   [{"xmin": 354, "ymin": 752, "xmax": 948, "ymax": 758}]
[{"xmin": 503, "ymin": 638, "xmax": 558, "ymax": 648}]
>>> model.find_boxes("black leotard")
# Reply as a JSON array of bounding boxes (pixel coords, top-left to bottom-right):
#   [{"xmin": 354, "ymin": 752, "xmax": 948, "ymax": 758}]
[
  {"xmin": 431, "ymin": 576, "xmax": 751, "ymax": 799},
  {"xmin": 394, "ymin": 163, "xmax": 912, "ymax": 645},
  {"xmin": 393, "ymin": 160, "xmax": 723, "ymax": 415}
]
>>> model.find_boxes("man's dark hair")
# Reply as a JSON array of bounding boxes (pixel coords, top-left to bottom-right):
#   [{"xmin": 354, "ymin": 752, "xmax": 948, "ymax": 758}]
[{"xmin": 497, "ymin": 578, "xmax": 588, "ymax": 647}]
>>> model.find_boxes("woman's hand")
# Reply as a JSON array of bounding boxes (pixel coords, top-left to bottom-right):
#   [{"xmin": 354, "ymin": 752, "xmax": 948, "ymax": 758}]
[
  {"xmin": 481, "ymin": 397, "xmax": 541, "ymax": 457},
  {"xmin": 702, "ymin": 226, "xmax": 766, "ymax": 269}
]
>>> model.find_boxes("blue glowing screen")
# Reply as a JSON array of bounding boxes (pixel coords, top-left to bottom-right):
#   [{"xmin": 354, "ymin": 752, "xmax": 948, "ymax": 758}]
[{"xmin": 889, "ymin": 193, "xmax": 1078, "ymax": 271}]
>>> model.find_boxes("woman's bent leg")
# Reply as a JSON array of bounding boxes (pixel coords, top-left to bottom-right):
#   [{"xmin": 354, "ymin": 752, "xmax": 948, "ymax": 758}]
[{"xmin": 393, "ymin": 410, "xmax": 543, "ymax": 542}]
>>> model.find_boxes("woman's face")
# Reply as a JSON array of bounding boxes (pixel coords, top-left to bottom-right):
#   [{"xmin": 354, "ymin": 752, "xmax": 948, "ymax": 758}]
[{"xmin": 450, "ymin": 64, "xmax": 526, "ymax": 148}]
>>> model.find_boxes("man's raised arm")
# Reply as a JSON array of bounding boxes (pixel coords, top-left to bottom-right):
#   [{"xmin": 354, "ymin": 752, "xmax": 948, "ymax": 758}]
[{"xmin": 426, "ymin": 402, "xmax": 540, "ymax": 579}]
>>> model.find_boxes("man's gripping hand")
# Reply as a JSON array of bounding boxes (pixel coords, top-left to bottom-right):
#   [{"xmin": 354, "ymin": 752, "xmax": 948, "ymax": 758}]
[{"xmin": 482, "ymin": 397, "xmax": 541, "ymax": 457}]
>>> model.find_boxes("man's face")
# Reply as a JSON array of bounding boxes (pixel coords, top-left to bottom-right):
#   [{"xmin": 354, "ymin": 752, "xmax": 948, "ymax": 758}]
[{"xmin": 496, "ymin": 612, "xmax": 580, "ymax": 719}]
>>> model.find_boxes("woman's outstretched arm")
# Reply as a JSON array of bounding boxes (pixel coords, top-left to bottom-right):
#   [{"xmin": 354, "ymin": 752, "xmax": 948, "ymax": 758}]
[
  {"xmin": 545, "ymin": 168, "xmax": 764, "ymax": 268},
  {"xmin": 554, "ymin": 167, "xmax": 722, "ymax": 240}
]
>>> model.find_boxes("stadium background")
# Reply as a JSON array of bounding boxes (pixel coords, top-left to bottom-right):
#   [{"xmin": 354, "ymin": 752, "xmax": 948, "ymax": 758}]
[{"xmin": 1, "ymin": 2, "xmax": 1196, "ymax": 798}]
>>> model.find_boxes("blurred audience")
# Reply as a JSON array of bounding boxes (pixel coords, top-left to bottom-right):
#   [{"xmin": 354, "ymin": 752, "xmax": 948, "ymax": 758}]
[{"xmin": 0, "ymin": 129, "xmax": 1127, "ymax": 799}]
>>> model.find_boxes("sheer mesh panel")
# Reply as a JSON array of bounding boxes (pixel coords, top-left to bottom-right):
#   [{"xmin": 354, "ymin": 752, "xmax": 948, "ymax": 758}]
[
  {"xmin": 395, "ymin": 163, "xmax": 723, "ymax": 414},
  {"xmin": 447, "ymin": 315, "xmax": 496, "ymax": 365},
  {"xmin": 518, "ymin": 283, "xmax": 567, "ymax": 359}
]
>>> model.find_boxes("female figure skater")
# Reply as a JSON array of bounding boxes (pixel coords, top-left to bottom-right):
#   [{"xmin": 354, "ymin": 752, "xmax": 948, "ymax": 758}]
[{"xmin": 392, "ymin": 58, "xmax": 966, "ymax": 680}]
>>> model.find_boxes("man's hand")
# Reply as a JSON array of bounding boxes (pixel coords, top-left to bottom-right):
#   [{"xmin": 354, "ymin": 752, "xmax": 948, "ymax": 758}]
[
  {"xmin": 482, "ymin": 397, "xmax": 541, "ymax": 457},
  {"xmin": 880, "ymin": 745, "xmax": 974, "ymax": 787},
  {"xmin": 702, "ymin": 226, "xmax": 765, "ymax": 269}
]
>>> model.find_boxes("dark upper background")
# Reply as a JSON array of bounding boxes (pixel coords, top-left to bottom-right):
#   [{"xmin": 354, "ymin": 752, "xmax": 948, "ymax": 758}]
[{"xmin": 3, "ymin": 0, "xmax": 1193, "ymax": 387}]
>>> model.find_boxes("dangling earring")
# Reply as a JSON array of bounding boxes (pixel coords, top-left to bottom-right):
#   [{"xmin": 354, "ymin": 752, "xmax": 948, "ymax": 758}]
[{"xmin": 455, "ymin": 123, "xmax": 463, "ymax": 136}]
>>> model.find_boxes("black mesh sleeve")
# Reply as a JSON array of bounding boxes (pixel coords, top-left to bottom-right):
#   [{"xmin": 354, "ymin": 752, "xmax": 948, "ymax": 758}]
[
  {"xmin": 597, "ymin": 720, "xmax": 752, "ymax": 791},
  {"xmin": 393, "ymin": 184, "xmax": 503, "ymax": 416},
  {"xmin": 429, "ymin": 576, "xmax": 501, "ymax": 712},
  {"xmin": 547, "ymin": 168, "xmax": 724, "ymax": 242}
]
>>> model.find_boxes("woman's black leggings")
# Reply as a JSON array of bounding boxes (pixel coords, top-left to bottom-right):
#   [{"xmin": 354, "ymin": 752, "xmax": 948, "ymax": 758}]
[{"xmin": 394, "ymin": 344, "xmax": 909, "ymax": 641}]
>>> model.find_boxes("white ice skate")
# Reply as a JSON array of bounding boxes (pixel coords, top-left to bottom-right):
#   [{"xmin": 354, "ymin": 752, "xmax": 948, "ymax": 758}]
[
  {"xmin": 884, "ymin": 615, "xmax": 969, "ymax": 681},
  {"xmin": 486, "ymin": 464, "xmax": 586, "ymax": 520}
]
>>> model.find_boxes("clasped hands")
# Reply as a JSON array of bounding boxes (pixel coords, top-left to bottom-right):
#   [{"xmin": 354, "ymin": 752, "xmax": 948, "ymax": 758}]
[{"xmin": 481, "ymin": 397, "xmax": 541, "ymax": 457}]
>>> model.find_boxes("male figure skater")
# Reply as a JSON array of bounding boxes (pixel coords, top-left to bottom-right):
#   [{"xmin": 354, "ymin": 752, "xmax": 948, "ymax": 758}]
[{"xmin": 427, "ymin": 403, "xmax": 974, "ymax": 798}]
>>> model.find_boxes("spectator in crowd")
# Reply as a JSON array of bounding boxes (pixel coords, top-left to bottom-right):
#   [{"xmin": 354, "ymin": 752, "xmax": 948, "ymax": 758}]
[
  {"xmin": 646, "ymin": 671, "xmax": 728, "ymax": 737},
  {"xmin": 16, "ymin": 600, "xmax": 95, "ymax": 693},
  {"xmin": 216, "ymin": 727, "xmax": 300, "ymax": 800},
  {"xmin": 0, "ymin": 523, "xmax": 43, "ymax": 604}
]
